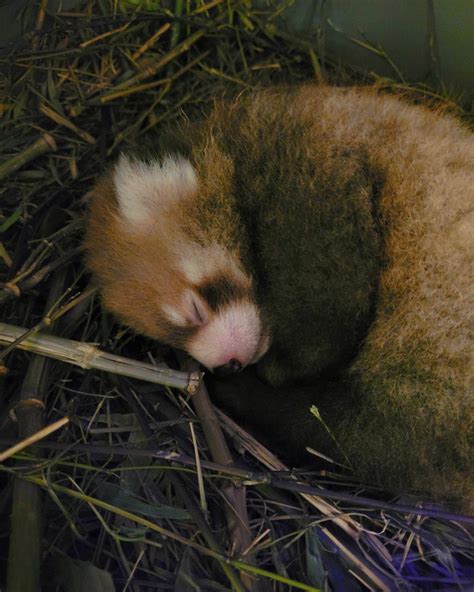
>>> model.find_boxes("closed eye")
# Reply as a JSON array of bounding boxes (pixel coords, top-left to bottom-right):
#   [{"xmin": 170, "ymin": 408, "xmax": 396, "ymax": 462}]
[
  {"xmin": 192, "ymin": 297, "xmax": 207, "ymax": 325},
  {"xmin": 185, "ymin": 291, "xmax": 209, "ymax": 327},
  {"xmin": 162, "ymin": 291, "xmax": 209, "ymax": 328}
]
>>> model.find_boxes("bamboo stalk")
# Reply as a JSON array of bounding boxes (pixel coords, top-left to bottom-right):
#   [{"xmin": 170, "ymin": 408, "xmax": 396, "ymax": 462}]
[
  {"xmin": 119, "ymin": 383, "xmax": 246, "ymax": 592},
  {"xmin": 22, "ymin": 476, "xmax": 324, "ymax": 592},
  {"xmin": 217, "ymin": 410, "xmax": 392, "ymax": 592},
  {"xmin": 96, "ymin": 28, "xmax": 205, "ymax": 102},
  {"xmin": 79, "ymin": 21, "xmax": 131, "ymax": 48},
  {"xmin": 0, "ymin": 322, "xmax": 201, "ymax": 393},
  {"xmin": 1, "ymin": 4, "xmax": 467, "ymax": 588},
  {"xmin": 6, "ymin": 271, "xmax": 66, "ymax": 592},
  {"xmin": 96, "ymin": 77, "xmax": 170, "ymax": 104},
  {"xmin": 169, "ymin": 472, "xmax": 247, "ymax": 592},
  {"xmin": 0, "ymin": 247, "xmax": 83, "ymax": 305},
  {"xmin": 0, "ymin": 417, "xmax": 69, "ymax": 463},
  {"xmin": 6, "ymin": 477, "xmax": 43, "ymax": 592},
  {"xmin": 31, "ymin": 0, "xmax": 48, "ymax": 51},
  {"xmin": 193, "ymin": 0, "xmax": 225, "ymax": 15},
  {"xmin": 179, "ymin": 355, "xmax": 258, "ymax": 591},
  {"xmin": 2, "ymin": 437, "xmax": 472, "ymax": 525},
  {"xmin": 132, "ymin": 23, "xmax": 171, "ymax": 61},
  {"xmin": 0, "ymin": 133, "xmax": 57, "ymax": 181},
  {"xmin": 39, "ymin": 104, "xmax": 96, "ymax": 144},
  {"xmin": 169, "ymin": 0, "xmax": 184, "ymax": 49}
]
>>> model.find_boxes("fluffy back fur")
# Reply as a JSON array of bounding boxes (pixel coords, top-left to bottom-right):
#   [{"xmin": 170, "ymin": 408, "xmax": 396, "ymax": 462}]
[{"xmin": 85, "ymin": 85, "xmax": 474, "ymax": 508}]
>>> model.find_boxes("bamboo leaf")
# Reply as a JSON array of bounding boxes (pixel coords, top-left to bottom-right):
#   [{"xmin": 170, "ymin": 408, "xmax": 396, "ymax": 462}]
[
  {"xmin": 97, "ymin": 482, "xmax": 191, "ymax": 520},
  {"xmin": 0, "ymin": 207, "xmax": 22, "ymax": 233}
]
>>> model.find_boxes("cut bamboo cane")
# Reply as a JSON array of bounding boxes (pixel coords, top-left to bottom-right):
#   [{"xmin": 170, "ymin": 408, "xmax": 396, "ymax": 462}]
[
  {"xmin": 0, "ymin": 133, "xmax": 57, "ymax": 181},
  {"xmin": 0, "ymin": 322, "xmax": 202, "ymax": 393}
]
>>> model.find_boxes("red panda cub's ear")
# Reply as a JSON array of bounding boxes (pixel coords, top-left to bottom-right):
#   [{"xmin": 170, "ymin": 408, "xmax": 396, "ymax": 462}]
[{"xmin": 113, "ymin": 154, "xmax": 198, "ymax": 229}]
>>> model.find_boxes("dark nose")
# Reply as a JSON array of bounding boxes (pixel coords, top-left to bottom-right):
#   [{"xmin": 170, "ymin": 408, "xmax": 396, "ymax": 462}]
[{"xmin": 214, "ymin": 358, "xmax": 242, "ymax": 377}]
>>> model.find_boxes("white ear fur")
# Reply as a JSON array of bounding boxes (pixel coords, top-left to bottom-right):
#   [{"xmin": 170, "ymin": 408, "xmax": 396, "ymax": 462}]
[{"xmin": 113, "ymin": 154, "xmax": 198, "ymax": 227}]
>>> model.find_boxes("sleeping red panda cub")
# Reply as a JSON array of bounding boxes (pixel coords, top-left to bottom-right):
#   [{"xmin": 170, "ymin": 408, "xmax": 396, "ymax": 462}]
[{"xmin": 85, "ymin": 85, "xmax": 474, "ymax": 509}]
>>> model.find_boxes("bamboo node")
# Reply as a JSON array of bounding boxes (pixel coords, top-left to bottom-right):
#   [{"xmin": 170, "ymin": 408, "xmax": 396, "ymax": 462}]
[
  {"xmin": 76, "ymin": 343, "xmax": 99, "ymax": 368},
  {"xmin": 4, "ymin": 282, "xmax": 21, "ymax": 297},
  {"xmin": 42, "ymin": 133, "xmax": 57, "ymax": 151},
  {"xmin": 187, "ymin": 370, "xmax": 203, "ymax": 395},
  {"xmin": 10, "ymin": 398, "xmax": 46, "ymax": 421}
]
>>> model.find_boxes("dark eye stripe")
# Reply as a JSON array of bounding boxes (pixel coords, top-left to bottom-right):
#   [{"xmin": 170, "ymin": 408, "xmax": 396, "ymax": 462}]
[
  {"xmin": 160, "ymin": 321, "xmax": 198, "ymax": 349},
  {"xmin": 197, "ymin": 275, "xmax": 248, "ymax": 312}
]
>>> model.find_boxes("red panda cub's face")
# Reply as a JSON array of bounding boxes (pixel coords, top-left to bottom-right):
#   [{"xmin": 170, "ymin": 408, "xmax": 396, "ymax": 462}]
[{"xmin": 86, "ymin": 154, "xmax": 270, "ymax": 375}]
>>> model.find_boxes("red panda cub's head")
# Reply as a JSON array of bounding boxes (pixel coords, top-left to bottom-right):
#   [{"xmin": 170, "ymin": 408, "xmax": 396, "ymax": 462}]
[{"xmin": 85, "ymin": 154, "xmax": 270, "ymax": 375}]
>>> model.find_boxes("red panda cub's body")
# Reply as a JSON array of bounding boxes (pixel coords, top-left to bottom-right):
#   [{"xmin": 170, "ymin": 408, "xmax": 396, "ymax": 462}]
[{"xmin": 85, "ymin": 85, "xmax": 474, "ymax": 509}]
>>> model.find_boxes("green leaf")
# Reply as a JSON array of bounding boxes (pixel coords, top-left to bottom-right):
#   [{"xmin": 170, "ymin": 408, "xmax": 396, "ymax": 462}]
[
  {"xmin": 98, "ymin": 482, "xmax": 191, "ymax": 520},
  {"xmin": 305, "ymin": 529, "xmax": 327, "ymax": 588},
  {"xmin": 0, "ymin": 206, "xmax": 22, "ymax": 233}
]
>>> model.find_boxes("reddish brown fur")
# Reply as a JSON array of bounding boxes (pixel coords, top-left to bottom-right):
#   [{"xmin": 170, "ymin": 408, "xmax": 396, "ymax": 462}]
[
  {"xmin": 85, "ymin": 85, "xmax": 474, "ymax": 508},
  {"xmin": 86, "ymin": 174, "xmax": 191, "ymax": 345}
]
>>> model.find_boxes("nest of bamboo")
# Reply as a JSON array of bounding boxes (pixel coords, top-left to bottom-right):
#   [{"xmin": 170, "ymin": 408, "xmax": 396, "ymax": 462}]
[{"xmin": 0, "ymin": 2, "xmax": 472, "ymax": 591}]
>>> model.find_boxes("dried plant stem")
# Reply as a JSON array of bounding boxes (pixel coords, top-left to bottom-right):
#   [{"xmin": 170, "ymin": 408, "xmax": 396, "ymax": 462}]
[
  {"xmin": 2, "ymin": 4, "xmax": 469, "ymax": 587},
  {"xmin": 31, "ymin": 0, "xmax": 48, "ymax": 51},
  {"xmin": 20, "ymin": 247, "xmax": 83, "ymax": 291},
  {"xmin": 132, "ymin": 23, "xmax": 171, "ymax": 60},
  {"xmin": 24, "ymin": 476, "xmax": 322, "ymax": 592},
  {"xmin": 172, "ymin": 475, "xmax": 247, "ymax": 592},
  {"xmin": 0, "ymin": 133, "xmax": 56, "ymax": 181},
  {"xmin": 180, "ymin": 358, "xmax": 232, "ymax": 465},
  {"xmin": 194, "ymin": 0, "xmax": 226, "ymax": 15},
  {"xmin": 78, "ymin": 22, "xmax": 172, "ymax": 104},
  {"xmin": 6, "ymin": 466, "xmax": 44, "ymax": 592},
  {"xmin": 3, "ymin": 284, "xmax": 98, "ymax": 355},
  {"xmin": 218, "ymin": 410, "xmax": 392, "ymax": 592},
  {"xmin": 96, "ymin": 29, "xmax": 205, "ymax": 101},
  {"xmin": 49, "ymin": 284, "xmax": 98, "ymax": 323},
  {"xmin": 39, "ymin": 104, "xmax": 96, "ymax": 144},
  {"xmin": 179, "ymin": 356, "xmax": 258, "ymax": 591},
  {"xmin": 169, "ymin": 0, "xmax": 184, "ymax": 48},
  {"xmin": 34, "ymin": 0, "xmax": 48, "ymax": 31},
  {"xmin": 0, "ymin": 322, "xmax": 201, "ymax": 393},
  {"xmin": 4, "ymin": 219, "xmax": 83, "ymax": 290},
  {"xmin": 79, "ymin": 21, "xmax": 132, "ymax": 48},
  {"xmin": 6, "ymin": 271, "xmax": 66, "ymax": 592},
  {"xmin": 96, "ymin": 77, "xmax": 170, "ymax": 104},
  {"xmin": 0, "ymin": 246, "xmax": 83, "ymax": 305},
  {"xmin": 11, "ymin": 218, "xmax": 81, "ymax": 285},
  {"xmin": 0, "ymin": 417, "xmax": 69, "ymax": 463},
  {"xmin": 0, "ymin": 318, "xmax": 54, "ymax": 361},
  {"xmin": 119, "ymin": 384, "xmax": 246, "ymax": 592},
  {"xmin": 3, "ymin": 438, "xmax": 472, "ymax": 524}
]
